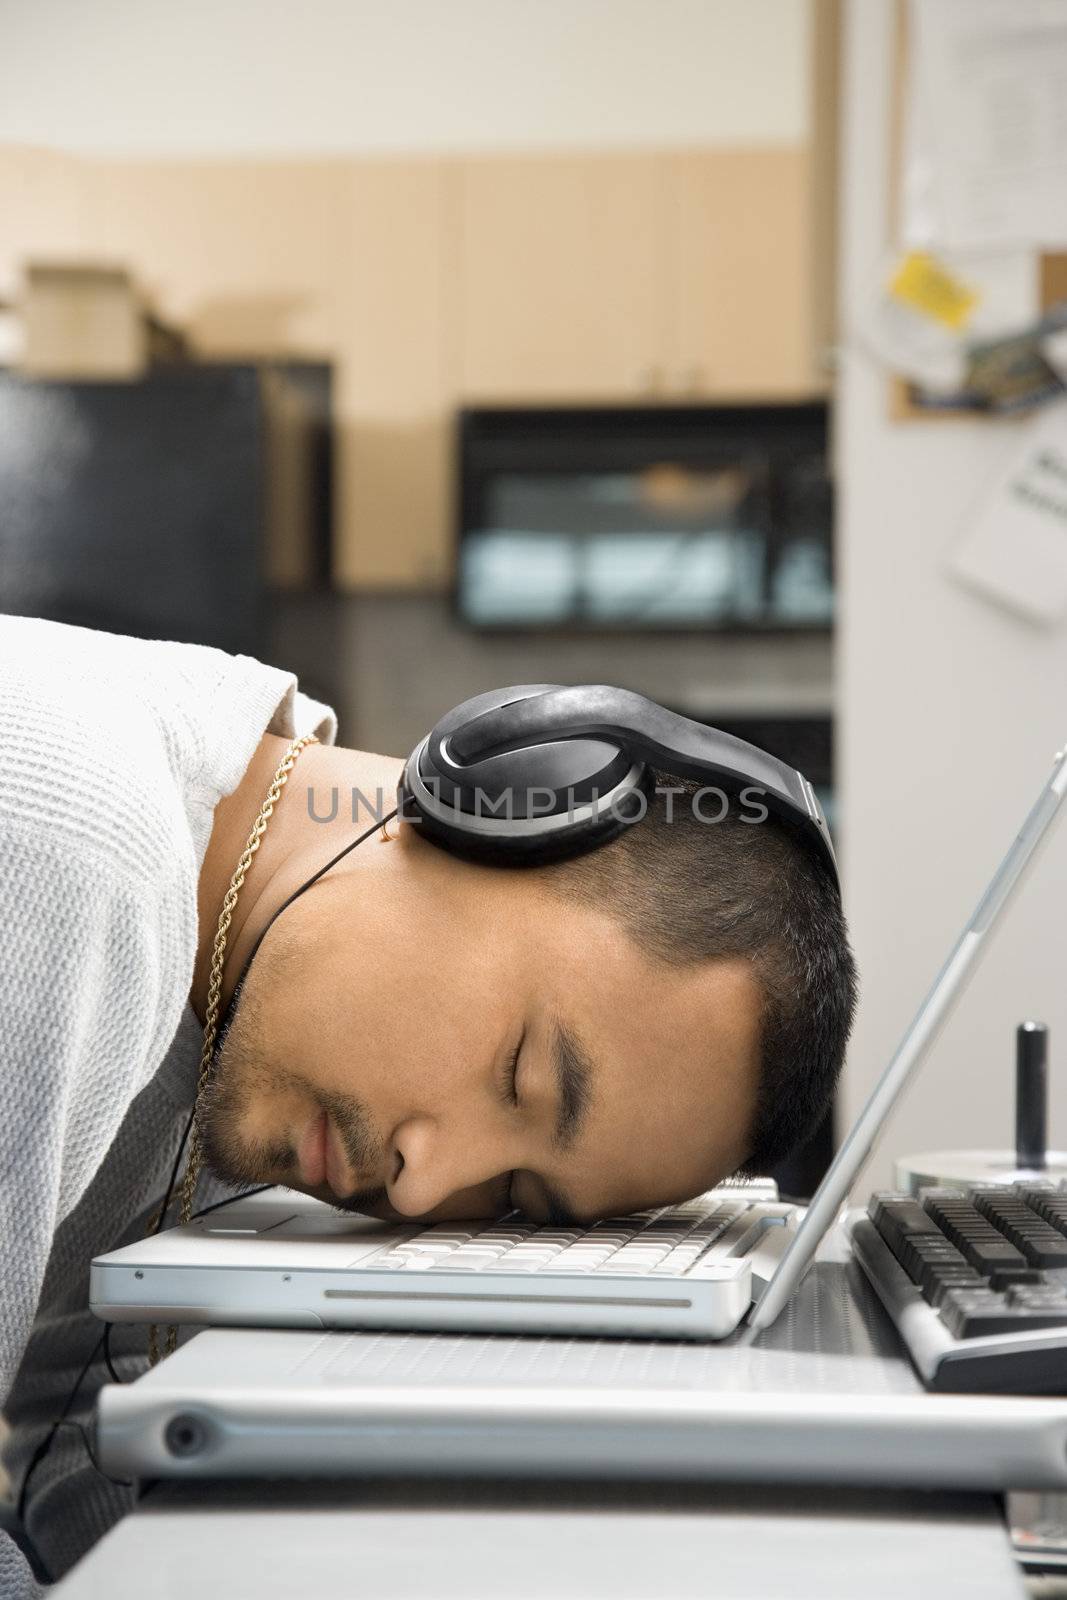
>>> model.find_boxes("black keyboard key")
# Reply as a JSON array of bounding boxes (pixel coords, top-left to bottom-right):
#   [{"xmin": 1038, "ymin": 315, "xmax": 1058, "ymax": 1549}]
[
  {"xmin": 869, "ymin": 1193, "xmax": 942, "ymax": 1233},
  {"xmin": 869, "ymin": 1194, "xmax": 944, "ymax": 1270},
  {"xmin": 956, "ymin": 1233, "xmax": 1026, "ymax": 1273},
  {"xmin": 1017, "ymin": 1237, "xmax": 1067, "ymax": 1269},
  {"xmin": 938, "ymin": 1289, "xmax": 1015, "ymax": 1337},
  {"xmin": 919, "ymin": 1264, "xmax": 983, "ymax": 1307},
  {"xmin": 921, "ymin": 1195, "xmax": 1027, "ymax": 1272},
  {"xmin": 867, "ymin": 1194, "xmax": 987, "ymax": 1302},
  {"xmin": 989, "ymin": 1266, "xmax": 1045, "ymax": 1291},
  {"xmin": 902, "ymin": 1237, "xmax": 967, "ymax": 1274},
  {"xmin": 939, "ymin": 1288, "xmax": 1067, "ymax": 1339},
  {"xmin": 1021, "ymin": 1191, "xmax": 1067, "ymax": 1233},
  {"xmin": 972, "ymin": 1191, "xmax": 1067, "ymax": 1268}
]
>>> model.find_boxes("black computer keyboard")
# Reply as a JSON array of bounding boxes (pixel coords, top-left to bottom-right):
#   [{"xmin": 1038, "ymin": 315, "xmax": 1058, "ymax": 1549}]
[{"xmin": 850, "ymin": 1186, "xmax": 1067, "ymax": 1393}]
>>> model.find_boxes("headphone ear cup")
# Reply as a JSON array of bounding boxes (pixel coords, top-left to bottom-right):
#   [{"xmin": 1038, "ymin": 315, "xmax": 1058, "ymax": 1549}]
[
  {"xmin": 398, "ymin": 748, "xmax": 652, "ymax": 867},
  {"xmin": 403, "ymin": 680, "xmax": 838, "ymax": 887}
]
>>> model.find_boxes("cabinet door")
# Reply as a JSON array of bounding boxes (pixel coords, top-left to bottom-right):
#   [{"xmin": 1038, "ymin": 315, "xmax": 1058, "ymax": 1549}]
[
  {"xmin": 334, "ymin": 161, "xmax": 452, "ymax": 589},
  {"xmin": 664, "ymin": 149, "xmax": 818, "ymax": 399},
  {"xmin": 456, "ymin": 153, "xmax": 662, "ymax": 402}
]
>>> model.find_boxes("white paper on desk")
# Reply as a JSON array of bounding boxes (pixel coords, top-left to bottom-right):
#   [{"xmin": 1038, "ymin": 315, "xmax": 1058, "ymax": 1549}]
[
  {"xmin": 947, "ymin": 400, "xmax": 1067, "ymax": 624},
  {"xmin": 906, "ymin": 0, "xmax": 1067, "ymax": 252}
]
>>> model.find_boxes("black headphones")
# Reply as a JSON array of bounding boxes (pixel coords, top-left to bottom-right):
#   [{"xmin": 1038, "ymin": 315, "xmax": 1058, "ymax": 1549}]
[{"xmin": 399, "ymin": 684, "xmax": 839, "ymax": 891}]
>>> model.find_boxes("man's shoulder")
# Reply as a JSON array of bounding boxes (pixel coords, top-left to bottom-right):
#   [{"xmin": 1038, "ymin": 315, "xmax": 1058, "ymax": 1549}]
[
  {"xmin": 0, "ymin": 615, "xmax": 336, "ymax": 818},
  {"xmin": 0, "ymin": 618, "xmax": 337, "ymax": 918},
  {"xmin": 0, "ymin": 620, "xmax": 197, "ymax": 884},
  {"xmin": 0, "ymin": 615, "xmax": 239, "ymax": 777}
]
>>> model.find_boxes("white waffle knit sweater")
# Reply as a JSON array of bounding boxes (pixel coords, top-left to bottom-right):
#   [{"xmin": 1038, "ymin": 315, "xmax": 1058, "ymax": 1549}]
[{"xmin": 0, "ymin": 616, "xmax": 336, "ymax": 1596}]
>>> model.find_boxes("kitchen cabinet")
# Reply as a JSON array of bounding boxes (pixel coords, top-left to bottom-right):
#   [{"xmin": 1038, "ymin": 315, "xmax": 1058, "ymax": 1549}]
[
  {"xmin": 663, "ymin": 149, "xmax": 817, "ymax": 399},
  {"xmin": 455, "ymin": 148, "xmax": 824, "ymax": 407},
  {"xmin": 455, "ymin": 153, "xmax": 663, "ymax": 402}
]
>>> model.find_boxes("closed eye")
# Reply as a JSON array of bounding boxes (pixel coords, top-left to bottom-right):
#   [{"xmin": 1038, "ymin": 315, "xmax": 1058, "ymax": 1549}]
[{"xmin": 496, "ymin": 1029, "xmax": 524, "ymax": 1110}]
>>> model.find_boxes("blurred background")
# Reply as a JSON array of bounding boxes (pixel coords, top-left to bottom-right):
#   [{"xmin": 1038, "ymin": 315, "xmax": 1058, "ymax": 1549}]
[{"xmin": 2, "ymin": 0, "xmax": 1066, "ymax": 1200}]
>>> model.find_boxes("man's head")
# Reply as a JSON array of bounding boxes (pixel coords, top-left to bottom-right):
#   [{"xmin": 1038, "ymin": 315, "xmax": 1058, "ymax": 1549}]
[
  {"xmin": 542, "ymin": 774, "xmax": 858, "ymax": 1181},
  {"xmin": 199, "ymin": 763, "xmax": 857, "ymax": 1225}
]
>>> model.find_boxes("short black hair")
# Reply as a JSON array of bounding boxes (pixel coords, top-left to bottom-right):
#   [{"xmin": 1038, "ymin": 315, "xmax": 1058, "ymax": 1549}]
[{"xmin": 542, "ymin": 772, "xmax": 858, "ymax": 1178}]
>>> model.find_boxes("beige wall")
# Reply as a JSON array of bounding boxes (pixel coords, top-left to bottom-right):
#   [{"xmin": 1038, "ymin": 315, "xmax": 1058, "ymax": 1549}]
[{"xmin": 0, "ymin": 0, "xmax": 812, "ymax": 157}]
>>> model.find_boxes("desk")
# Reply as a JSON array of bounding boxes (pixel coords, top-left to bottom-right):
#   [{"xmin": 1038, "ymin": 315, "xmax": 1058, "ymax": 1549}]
[
  {"xmin": 53, "ymin": 1227, "xmax": 1036, "ymax": 1597},
  {"xmin": 52, "ymin": 1477, "xmax": 1027, "ymax": 1599}
]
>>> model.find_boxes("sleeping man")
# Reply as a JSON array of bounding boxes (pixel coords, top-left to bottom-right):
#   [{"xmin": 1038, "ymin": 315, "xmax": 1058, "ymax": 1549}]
[{"xmin": 0, "ymin": 615, "xmax": 856, "ymax": 1592}]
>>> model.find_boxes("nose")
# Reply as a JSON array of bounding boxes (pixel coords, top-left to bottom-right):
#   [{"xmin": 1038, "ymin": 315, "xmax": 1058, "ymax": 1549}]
[{"xmin": 388, "ymin": 1114, "xmax": 512, "ymax": 1218}]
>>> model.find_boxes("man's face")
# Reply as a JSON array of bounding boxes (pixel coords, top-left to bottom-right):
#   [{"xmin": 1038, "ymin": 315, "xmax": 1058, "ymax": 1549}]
[{"xmin": 199, "ymin": 841, "xmax": 762, "ymax": 1225}]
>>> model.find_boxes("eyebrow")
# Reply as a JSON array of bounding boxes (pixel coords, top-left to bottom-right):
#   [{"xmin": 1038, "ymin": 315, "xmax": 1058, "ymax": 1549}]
[
  {"xmin": 551, "ymin": 1018, "xmax": 593, "ymax": 1153},
  {"xmin": 530, "ymin": 1020, "xmax": 595, "ymax": 1226}
]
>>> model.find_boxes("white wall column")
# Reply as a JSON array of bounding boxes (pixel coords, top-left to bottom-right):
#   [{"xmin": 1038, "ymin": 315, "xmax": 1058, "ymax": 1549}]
[{"xmin": 837, "ymin": 0, "xmax": 1067, "ymax": 1189}]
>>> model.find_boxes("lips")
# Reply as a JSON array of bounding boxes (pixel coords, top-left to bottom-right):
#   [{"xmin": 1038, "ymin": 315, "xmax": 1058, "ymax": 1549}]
[{"xmin": 297, "ymin": 1109, "xmax": 354, "ymax": 1198}]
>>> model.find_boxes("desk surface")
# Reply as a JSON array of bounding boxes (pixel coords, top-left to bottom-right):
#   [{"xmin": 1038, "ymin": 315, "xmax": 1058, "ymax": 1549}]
[{"xmin": 53, "ymin": 1478, "xmax": 1028, "ymax": 1600}]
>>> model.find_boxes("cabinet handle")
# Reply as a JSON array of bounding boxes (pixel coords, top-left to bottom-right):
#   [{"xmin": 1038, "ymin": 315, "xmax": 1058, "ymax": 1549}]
[
  {"xmin": 637, "ymin": 365, "xmax": 663, "ymax": 393},
  {"xmin": 683, "ymin": 364, "xmax": 705, "ymax": 394}
]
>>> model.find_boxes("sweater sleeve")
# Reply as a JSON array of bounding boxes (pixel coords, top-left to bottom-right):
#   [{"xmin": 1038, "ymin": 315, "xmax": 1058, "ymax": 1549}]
[
  {"xmin": 0, "ymin": 820, "xmax": 182, "ymax": 1596},
  {"xmin": 0, "ymin": 642, "xmax": 195, "ymax": 1404},
  {"xmin": 0, "ymin": 825, "xmax": 182, "ymax": 1407}
]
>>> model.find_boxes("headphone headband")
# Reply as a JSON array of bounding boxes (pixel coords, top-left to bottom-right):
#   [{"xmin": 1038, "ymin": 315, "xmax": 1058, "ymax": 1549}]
[{"xmin": 401, "ymin": 684, "xmax": 839, "ymax": 887}]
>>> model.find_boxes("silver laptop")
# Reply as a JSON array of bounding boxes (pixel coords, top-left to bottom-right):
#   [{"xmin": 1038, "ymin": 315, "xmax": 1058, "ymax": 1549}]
[
  {"xmin": 95, "ymin": 1259, "xmax": 1067, "ymax": 1490},
  {"xmin": 91, "ymin": 745, "xmax": 1067, "ymax": 1344}
]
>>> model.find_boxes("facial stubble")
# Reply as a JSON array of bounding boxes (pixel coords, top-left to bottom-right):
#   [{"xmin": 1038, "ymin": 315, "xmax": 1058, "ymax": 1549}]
[{"xmin": 197, "ymin": 984, "xmax": 389, "ymax": 1214}]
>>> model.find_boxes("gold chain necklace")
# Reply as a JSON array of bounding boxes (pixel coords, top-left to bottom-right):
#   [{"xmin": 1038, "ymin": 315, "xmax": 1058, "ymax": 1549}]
[{"xmin": 149, "ymin": 731, "xmax": 320, "ymax": 1365}]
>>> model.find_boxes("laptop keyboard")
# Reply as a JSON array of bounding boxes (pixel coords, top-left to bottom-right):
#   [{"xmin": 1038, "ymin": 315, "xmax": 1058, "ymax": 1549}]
[
  {"xmin": 361, "ymin": 1199, "xmax": 753, "ymax": 1277},
  {"xmin": 869, "ymin": 1188, "xmax": 1067, "ymax": 1338}
]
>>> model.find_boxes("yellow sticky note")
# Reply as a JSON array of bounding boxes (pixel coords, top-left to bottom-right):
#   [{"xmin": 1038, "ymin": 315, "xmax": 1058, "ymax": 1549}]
[{"xmin": 887, "ymin": 252, "xmax": 979, "ymax": 331}]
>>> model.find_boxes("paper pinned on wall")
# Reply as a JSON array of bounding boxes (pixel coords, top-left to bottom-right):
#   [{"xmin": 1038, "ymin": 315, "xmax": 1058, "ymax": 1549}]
[
  {"xmin": 858, "ymin": 248, "xmax": 1038, "ymax": 396},
  {"xmin": 947, "ymin": 400, "xmax": 1067, "ymax": 624},
  {"xmin": 905, "ymin": 0, "xmax": 1067, "ymax": 253}
]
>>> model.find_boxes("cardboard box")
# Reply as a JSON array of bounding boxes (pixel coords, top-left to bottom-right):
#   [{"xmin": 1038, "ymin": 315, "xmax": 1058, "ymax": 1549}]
[{"xmin": 21, "ymin": 263, "xmax": 147, "ymax": 380}]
